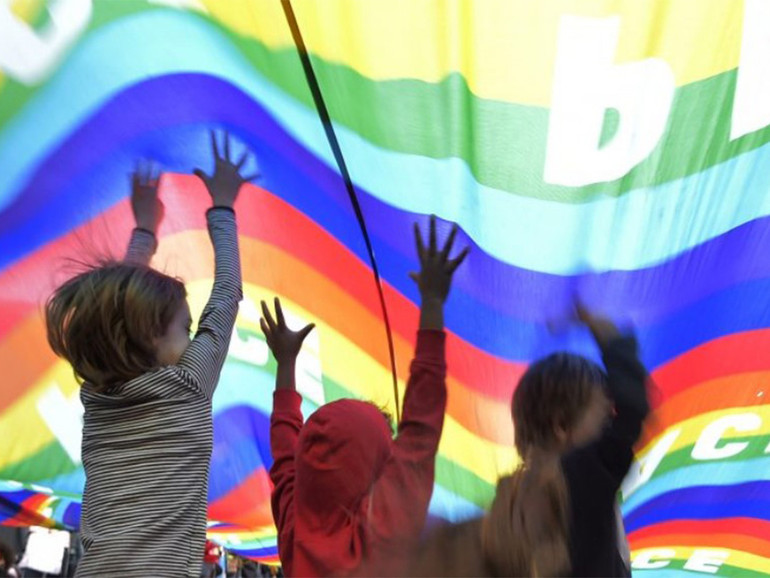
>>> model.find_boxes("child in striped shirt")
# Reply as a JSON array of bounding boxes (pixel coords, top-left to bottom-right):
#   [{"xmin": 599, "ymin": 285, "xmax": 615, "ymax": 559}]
[{"xmin": 45, "ymin": 132, "xmax": 256, "ymax": 577}]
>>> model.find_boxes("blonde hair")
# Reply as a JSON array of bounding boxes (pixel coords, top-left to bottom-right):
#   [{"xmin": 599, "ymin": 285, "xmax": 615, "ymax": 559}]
[{"xmin": 480, "ymin": 352, "xmax": 607, "ymax": 576}]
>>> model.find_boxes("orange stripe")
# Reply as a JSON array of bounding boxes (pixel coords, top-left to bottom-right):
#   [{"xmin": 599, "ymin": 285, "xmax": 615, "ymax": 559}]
[
  {"xmin": 208, "ymin": 469, "xmax": 274, "ymax": 529},
  {"xmin": 160, "ymin": 232, "xmax": 515, "ymax": 445},
  {"xmin": 2, "ymin": 232, "xmax": 513, "ymax": 445},
  {"xmin": 638, "ymin": 372, "xmax": 770, "ymax": 447},
  {"xmin": 1, "ymin": 178, "xmax": 525, "ymax": 402},
  {"xmin": 650, "ymin": 329, "xmax": 770, "ymax": 405},
  {"xmin": 631, "ymin": 533, "xmax": 770, "ymax": 559},
  {"xmin": 0, "ymin": 314, "xmax": 58, "ymax": 412}
]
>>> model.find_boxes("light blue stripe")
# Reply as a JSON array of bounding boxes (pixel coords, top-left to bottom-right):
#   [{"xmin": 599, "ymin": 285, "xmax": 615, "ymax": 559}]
[
  {"xmin": 35, "ymin": 468, "xmax": 85, "ymax": 496},
  {"xmin": 428, "ymin": 482, "xmax": 484, "ymax": 522},
  {"xmin": 4, "ymin": 11, "xmax": 770, "ymax": 274},
  {"xmin": 213, "ymin": 359, "xmax": 319, "ymax": 418},
  {"xmin": 621, "ymin": 456, "xmax": 770, "ymax": 516}
]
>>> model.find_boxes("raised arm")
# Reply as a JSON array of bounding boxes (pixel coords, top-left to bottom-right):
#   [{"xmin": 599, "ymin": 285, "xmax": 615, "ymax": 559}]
[
  {"xmin": 261, "ymin": 297, "xmax": 315, "ymax": 571},
  {"xmin": 366, "ymin": 217, "xmax": 468, "ymax": 572},
  {"xmin": 176, "ymin": 131, "xmax": 257, "ymax": 398},
  {"xmin": 571, "ymin": 305, "xmax": 650, "ymax": 485},
  {"xmin": 124, "ymin": 161, "xmax": 163, "ymax": 265}
]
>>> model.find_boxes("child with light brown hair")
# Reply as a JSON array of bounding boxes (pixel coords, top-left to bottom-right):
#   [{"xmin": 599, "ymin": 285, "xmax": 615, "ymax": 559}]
[
  {"xmin": 45, "ymin": 132, "xmax": 257, "ymax": 577},
  {"xmin": 410, "ymin": 305, "xmax": 650, "ymax": 577}
]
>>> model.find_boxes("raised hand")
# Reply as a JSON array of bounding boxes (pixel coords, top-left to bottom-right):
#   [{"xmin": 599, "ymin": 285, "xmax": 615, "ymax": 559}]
[
  {"xmin": 130, "ymin": 160, "xmax": 164, "ymax": 234},
  {"xmin": 411, "ymin": 216, "xmax": 469, "ymax": 302},
  {"xmin": 410, "ymin": 215, "xmax": 469, "ymax": 330},
  {"xmin": 260, "ymin": 297, "xmax": 315, "ymax": 365},
  {"xmin": 194, "ymin": 130, "xmax": 259, "ymax": 209},
  {"xmin": 575, "ymin": 301, "xmax": 621, "ymax": 347}
]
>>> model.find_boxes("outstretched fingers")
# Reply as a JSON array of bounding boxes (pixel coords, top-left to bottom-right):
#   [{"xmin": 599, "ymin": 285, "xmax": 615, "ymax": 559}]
[
  {"xmin": 447, "ymin": 246, "xmax": 470, "ymax": 273},
  {"xmin": 274, "ymin": 297, "xmax": 286, "ymax": 329},
  {"xmin": 210, "ymin": 129, "xmax": 222, "ymax": 160},
  {"xmin": 235, "ymin": 149, "xmax": 250, "ymax": 170},
  {"xmin": 223, "ymin": 130, "xmax": 232, "ymax": 162},
  {"xmin": 298, "ymin": 323, "xmax": 316, "ymax": 341},
  {"xmin": 413, "ymin": 222, "xmax": 426, "ymax": 261},
  {"xmin": 261, "ymin": 300, "xmax": 277, "ymax": 333},
  {"xmin": 439, "ymin": 223, "xmax": 458, "ymax": 263},
  {"xmin": 429, "ymin": 214, "xmax": 437, "ymax": 255},
  {"xmin": 259, "ymin": 317, "xmax": 273, "ymax": 344}
]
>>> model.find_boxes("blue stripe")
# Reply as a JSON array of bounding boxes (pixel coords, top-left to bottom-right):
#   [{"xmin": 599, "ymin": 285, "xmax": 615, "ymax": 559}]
[
  {"xmin": 6, "ymin": 74, "xmax": 770, "ymax": 367},
  {"xmin": 209, "ymin": 405, "xmax": 272, "ymax": 502},
  {"xmin": 622, "ymin": 457, "xmax": 770, "ymax": 516},
  {"xmin": 624, "ymin": 481, "xmax": 770, "ymax": 532},
  {"xmin": 4, "ymin": 10, "xmax": 770, "ymax": 274}
]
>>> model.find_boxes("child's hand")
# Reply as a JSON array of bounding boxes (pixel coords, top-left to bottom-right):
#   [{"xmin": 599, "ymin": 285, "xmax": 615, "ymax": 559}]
[
  {"xmin": 194, "ymin": 130, "xmax": 259, "ymax": 209},
  {"xmin": 260, "ymin": 298, "xmax": 315, "ymax": 365},
  {"xmin": 130, "ymin": 161, "xmax": 164, "ymax": 234},
  {"xmin": 575, "ymin": 301, "xmax": 621, "ymax": 347},
  {"xmin": 410, "ymin": 216, "xmax": 469, "ymax": 330},
  {"xmin": 410, "ymin": 216, "xmax": 469, "ymax": 303}
]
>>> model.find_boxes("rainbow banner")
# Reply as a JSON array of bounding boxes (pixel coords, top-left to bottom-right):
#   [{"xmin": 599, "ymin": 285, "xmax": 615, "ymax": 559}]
[{"xmin": 1, "ymin": 1, "xmax": 769, "ymax": 574}]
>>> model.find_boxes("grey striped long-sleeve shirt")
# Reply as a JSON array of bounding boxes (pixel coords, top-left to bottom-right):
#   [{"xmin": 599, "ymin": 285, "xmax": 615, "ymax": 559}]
[{"xmin": 76, "ymin": 208, "xmax": 242, "ymax": 577}]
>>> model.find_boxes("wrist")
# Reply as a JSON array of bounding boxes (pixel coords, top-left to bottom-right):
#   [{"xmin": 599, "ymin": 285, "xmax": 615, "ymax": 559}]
[
  {"xmin": 211, "ymin": 195, "xmax": 234, "ymax": 209},
  {"xmin": 135, "ymin": 221, "xmax": 157, "ymax": 234},
  {"xmin": 275, "ymin": 357, "xmax": 297, "ymax": 391},
  {"xmin": 419, "ymin": 299, "xmax": 444, "ymax": 330},
  {"xmin": 420, "ymin": 294, "xmax": 445, "ymax": 307}
]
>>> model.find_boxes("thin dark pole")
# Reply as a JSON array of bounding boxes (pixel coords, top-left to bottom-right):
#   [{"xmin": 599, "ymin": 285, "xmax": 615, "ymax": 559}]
[{"xmin": 280, "ymin": 0, "xmax": 401, "ymax": 421}]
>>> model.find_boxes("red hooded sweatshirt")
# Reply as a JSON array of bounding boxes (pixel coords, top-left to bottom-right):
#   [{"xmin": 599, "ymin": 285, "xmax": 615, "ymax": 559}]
[{"xmin": 269, "ymin": 330, "xmax": 447, "ymax": 577}]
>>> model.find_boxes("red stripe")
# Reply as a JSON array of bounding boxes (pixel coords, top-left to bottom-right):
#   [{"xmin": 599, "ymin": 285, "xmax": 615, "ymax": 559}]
[
  {"xmin": 208, "ymin": 468, "xmax": 274, "ymax": 529},
  {"xmin": 0, "ymin": 176, "xmax": 522, "ymax": 401},
  {"xmin": 628, "ymin": 518, "xmax": 770, "ymax": 543},
  {"xmin": 629, "ymin": 519, "xmax": 770, "ymax": 559},
  {"xmin": 5, "ymin": 175, "xmax": 770, "ymax": 415},
  {"xmin": 650, "ymin": 330, "xmax": 770, "ymax": 407}
]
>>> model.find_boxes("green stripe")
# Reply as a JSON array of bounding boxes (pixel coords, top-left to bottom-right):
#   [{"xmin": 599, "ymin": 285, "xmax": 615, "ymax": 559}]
[
  {"xmin": 4, "ymin": 6, "xmax": 769, "ymax": 204},
  {"xmin": 633, "ymin": 561, "xmax": 770, "ymax": 577},
  {"xmin": 646, "ymin": 435, "xmax": 770, "ymax": 483},
  {"xmin": 435, "ymin": 454, "xmax": 495, "ymax": 509},
  {"xmin": 226, "ymin": 21, "xmax": 770, "ymax": 201},
  {"xmin": 305, "ymin": 56, "xmax": 770, "ymax": 201},
  {"xmin": 0, "ymin": 440, "xmax": 77, "ymax": 483},
  {"xmin": 0, "ymin": 1, "xmax": 162, "ymax": 127}
]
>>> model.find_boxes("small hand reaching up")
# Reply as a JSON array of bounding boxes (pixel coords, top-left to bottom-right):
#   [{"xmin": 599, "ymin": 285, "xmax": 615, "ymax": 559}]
[
  {"xmin": 261, "ymin": 297, "xmax": 315, "ymax": 363},
  {"xmin": 130, "ymin": 160, "xmax": 164, "ymax": 234},
  {"xmin": 410, "ymin": 215, "xmax": 469, "ymax": 330},
  {"xmin": 194, "ymin": 130, "xmax": 259, "ymax": 209},
  {"xmin": 575, "ymin": 301, "xmax": 621, "ymax": 348}
]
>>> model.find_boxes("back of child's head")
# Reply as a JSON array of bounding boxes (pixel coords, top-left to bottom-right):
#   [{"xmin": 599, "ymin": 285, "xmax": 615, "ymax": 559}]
[
  {"xmin": 45, "ymin": 261, "xmax": 186, "ymax": 389},
  {"xmin": 461, "ymin": 353, "xmax": 609, "ymax": 577},
  {"xmin": 513, "ymin": 352, "xmax": 607, "ymax": 456},
  {"xmin": 295, "ymin": 399, "xmax": 393, "ymax": 515},
  {"xmin": 291, "ymin": 399, "xmax": 394, "ymax": 575}
]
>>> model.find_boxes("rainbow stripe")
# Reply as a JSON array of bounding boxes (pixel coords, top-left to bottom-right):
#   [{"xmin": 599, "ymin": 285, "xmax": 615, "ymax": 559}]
[{"xmin": 1, "ymin": 1, "xmax": 769, "ymax": 574}]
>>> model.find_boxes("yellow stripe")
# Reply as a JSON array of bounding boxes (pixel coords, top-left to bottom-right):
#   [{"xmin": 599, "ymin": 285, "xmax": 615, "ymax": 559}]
[
  {"xmin": 189, "ymin": 280, "xmax": 516, "ymax": 486},
  {"xmin": 635, "ymin": 404, "xmax": 770, "ymax": 461},
  {"xmin": 201, "ymin": 0, "xmax": 743, "ymax": 107},
  {"xmin": 0, "ymin": 273, "xmax": 512, "ymax": 484},
  {"xmin": 631, "ymin": 546, "xmax": 768, "ymax": 575},
  {"xmin": 227, "ymin": 282, "xmax": 516, "ymax": 487},
  {"xmin": 0, "ymin": 360, "xmax": 75, "ymax": 470}
]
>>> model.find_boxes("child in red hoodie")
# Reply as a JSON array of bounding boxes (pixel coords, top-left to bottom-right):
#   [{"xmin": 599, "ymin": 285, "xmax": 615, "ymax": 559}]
[{"xmin": 261, "ymin": 217, "xmax": 468, "ymax": 577}]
